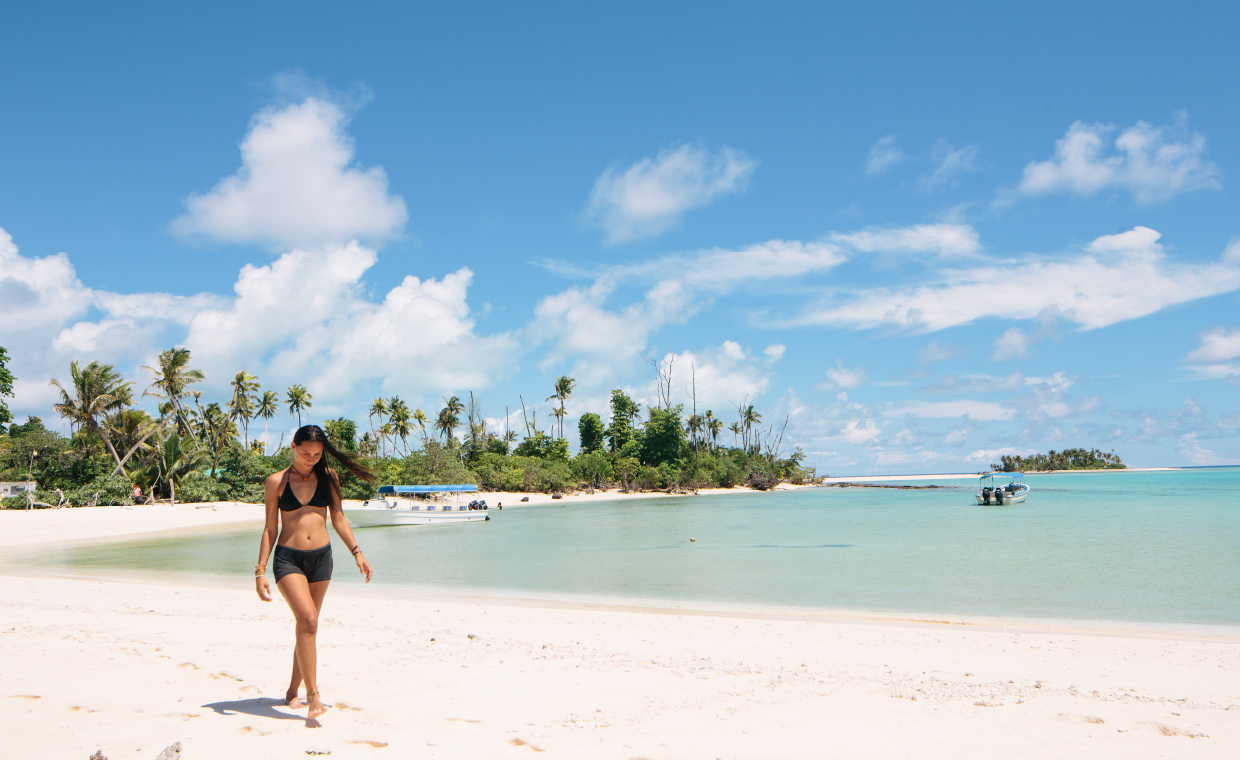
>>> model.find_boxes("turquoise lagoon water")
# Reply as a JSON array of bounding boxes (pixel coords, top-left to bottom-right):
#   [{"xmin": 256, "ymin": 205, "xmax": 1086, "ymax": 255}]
[{"xmin": 10, "ymin": 467, "xmax": 1240, "ymax": 626}]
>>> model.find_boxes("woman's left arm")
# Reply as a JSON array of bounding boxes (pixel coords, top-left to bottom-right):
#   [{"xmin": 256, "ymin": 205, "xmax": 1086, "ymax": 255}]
[{"xmin": 327, "ymin": 469, "xmax": 372, "ymax": 582}]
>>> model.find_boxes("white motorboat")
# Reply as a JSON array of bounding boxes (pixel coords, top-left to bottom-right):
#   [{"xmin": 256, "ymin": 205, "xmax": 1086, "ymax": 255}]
[
  {"xmin": 344, "ymin": 484, "xmax": 490, "ymax": 527},
  {"xmin": 975, "ymin": 472, "xmax": 1029, "ymax": 505}
]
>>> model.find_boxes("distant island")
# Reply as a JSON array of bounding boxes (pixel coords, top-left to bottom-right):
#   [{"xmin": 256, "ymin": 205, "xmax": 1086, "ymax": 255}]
[{"xmin": 993, "ymin": 448, "xmax": 1125, "ymax": 472}]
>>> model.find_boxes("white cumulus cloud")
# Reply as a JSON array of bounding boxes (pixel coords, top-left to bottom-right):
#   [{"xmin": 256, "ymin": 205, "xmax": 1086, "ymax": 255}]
[
  {"xmin": 1185, "ymin": 326, "xmax": 1240, "ymax": 363},
  {"xmin": 840, "ymin": 418, "xmax": 881, "ymax": 444},
  {"xmin": 0, "ymin": 224, "xmax": 513, "ymax": 422},
  {"xmin": 585, "ymin": 144, "xmax": 757, "ymax": 244},
  {"xmin": 172, "ymin": 96, "xmax": 408, "ymax": 249},
  {"xmin": 1015, "ymin": 117, "xmax": 1221, "ymax": 203}
]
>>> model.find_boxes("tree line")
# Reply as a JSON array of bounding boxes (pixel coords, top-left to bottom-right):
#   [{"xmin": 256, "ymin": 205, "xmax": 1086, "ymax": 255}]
[
  {"xmin": 1, "ymin": 346, "xmax": 817, "ymax": 508},
  {"xmin": 992, "ymin": 448, "xmax": 1126, "ymax": 472}
]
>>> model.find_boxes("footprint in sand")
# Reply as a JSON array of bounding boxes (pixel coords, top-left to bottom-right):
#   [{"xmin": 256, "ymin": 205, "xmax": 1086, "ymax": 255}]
[
  {"xmin": 10, "ymin": 695, "xmax": 41, "ymax": 699},
  {"xmin": 348, "ymin": 741, "xmax": 389, "ymax": 748},
  {"xmin": 238, "ymin": 726, "xmax": 272, "ymax": 737},
  {"xmin": 237, "ymin": 685, "xmax": 260, "ymax": 695},
  {"xmin": 508, "ymin": 738, "xmax": 545, "ymax": 752},
  {"xmin": 447, "ymin": 718, "xmax": 482, "ymax": 724},
  {"xmin": 1133, "ymin": 721, "xmax": 1208, "ymax": 738},
  {"xmin": 162, "ymin": 712, "xmax": 201, "ymax": 721},
  {"xmin": 177, "ymin": 663, "xmax": 199, "ymax": 670},
  {"xmin": 334, "ymin": 702, "xmax": 363, "ymax": 711}
]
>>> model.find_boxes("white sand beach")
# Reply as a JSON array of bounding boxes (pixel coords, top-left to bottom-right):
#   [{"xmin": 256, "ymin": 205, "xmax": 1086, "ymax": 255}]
[
  {"xmin": 0, "ymin": 485, "xmax": 806, "ymax": 549},
  {"xmin": 2, "ymin": 499, "xmax": 1237, "ymax": 759}
]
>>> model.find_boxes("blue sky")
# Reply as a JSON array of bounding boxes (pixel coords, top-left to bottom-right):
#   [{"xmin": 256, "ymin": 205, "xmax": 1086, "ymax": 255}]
[{"xmin": 2, "ymin": 1, "xmax": 1239, "ymax": 472}]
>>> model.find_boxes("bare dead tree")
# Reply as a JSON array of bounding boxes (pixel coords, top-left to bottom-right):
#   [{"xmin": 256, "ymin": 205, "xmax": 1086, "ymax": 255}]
[
  {"xmin": 763, "ymin": 415, "xmax": 791, "ymax": 462},
  {"xmin": 519, "ymin": 395, "xmax": 532, "ymax": 437},
  {"xmin": 467, "ymin": 392, "xmax": 486, "ymax": 450},
  {"xmin": 639, "ymin": 350, "xmax": 674, "ymax": 409}
]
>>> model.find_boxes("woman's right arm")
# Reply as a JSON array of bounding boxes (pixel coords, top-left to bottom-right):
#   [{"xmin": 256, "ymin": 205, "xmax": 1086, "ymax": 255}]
[{"xmin": 255, "ymin": 472, "xmax": 282, "ymax": 601}]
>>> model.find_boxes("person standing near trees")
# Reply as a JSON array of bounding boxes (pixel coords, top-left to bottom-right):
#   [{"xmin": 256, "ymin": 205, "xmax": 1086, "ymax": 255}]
[{"xmin": 254, "ymin": 425, "xmax": 375, "ymax": 719}]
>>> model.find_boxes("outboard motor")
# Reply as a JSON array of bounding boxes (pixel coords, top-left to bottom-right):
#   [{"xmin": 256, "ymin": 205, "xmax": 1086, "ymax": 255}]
[
  {"xmin": 982, "ymin": 487, "xmax": 992, "ymax": 505},
  {"xmin": 994, "ymin": 489, "xmax": 1004, "ymax": 505}
]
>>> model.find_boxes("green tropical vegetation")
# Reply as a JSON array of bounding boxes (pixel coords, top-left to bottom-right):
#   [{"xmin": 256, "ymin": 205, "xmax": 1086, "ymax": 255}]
[
  {"xmin": 993, "ymin": 448, "xmax": 1126, "ymax": 472},
  {"xmin": 1, "ymin": 345, "xmax": 819, "ymax": 508},
  {"xmin": 0, "ymin": 346, "xmax": 14, "ymax": 434}
]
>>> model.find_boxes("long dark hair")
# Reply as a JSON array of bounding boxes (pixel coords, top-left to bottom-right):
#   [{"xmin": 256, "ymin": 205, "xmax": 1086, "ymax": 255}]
[{"xmin": 291, "ymin": 424, "xmax": 375, "ymax": 501}]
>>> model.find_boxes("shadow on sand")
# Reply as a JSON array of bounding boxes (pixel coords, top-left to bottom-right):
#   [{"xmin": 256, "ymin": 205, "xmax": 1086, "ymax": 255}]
[{"xmin": 202, "ymin": 697, "xmax": 304, "ymax": 721}]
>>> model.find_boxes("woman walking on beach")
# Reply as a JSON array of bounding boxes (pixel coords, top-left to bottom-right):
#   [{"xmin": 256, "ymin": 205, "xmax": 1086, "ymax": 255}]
[{"xmin": 254, "ymin": 425, "xmax": 374, "ymax": 719}]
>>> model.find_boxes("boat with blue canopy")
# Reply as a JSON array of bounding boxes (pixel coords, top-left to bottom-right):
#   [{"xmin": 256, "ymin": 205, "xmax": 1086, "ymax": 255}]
[
  {"xmin": 975, "ymin": 472, "xmax": 1029, "ymax": 505},
  {"xmin": 343, "ymin": 484, "xmax": 490, "ymax": 527}
]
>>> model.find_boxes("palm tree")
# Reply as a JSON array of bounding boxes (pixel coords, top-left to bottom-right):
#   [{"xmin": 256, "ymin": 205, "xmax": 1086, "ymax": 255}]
[
  {"xmin": 285, "ymin": 384, "xmax": 312, "ymax": 427},
  {"xmin": 706, "ymin": 411, "xmax": 723, "ymax": 452},
  {"xmin": 741, "ymin": 405, "xmax": 762, "ymax": 452},
  {"xmin": 149, "ymin": 432, "xmax": 208, "ymax": 505},
  {"xmin": 378, "ymin": 421, "xmax": 394, "ymax": 456},
  {"xmin": 547, "ymin": 375, "xmax": 576, "ymax": 439},
  {"xmin": 50, "ymin": 360, "xmax": 134, "ymax": 473},
  {"xmin": 142, "ymin": 348, "xmax": 204, "ymax": 437},
  {"xmin": 368, "ymin": 397, "xmax": 389, "ymax": 442},
  {"xmin": 255, "ymin": 390, "xmax": 279, "ymax": 453},
  {"xmin": 390, "ymin": 403, "xmax": 412, "ymax": 455},
  {"xmin": 729, "ymin": 421, "xmax": 743, "ymax": 448},
  {"xmin": 412, "ymin": 408, "xmax": 429, "ymax": 447},
  {"xmin": 686, "ymin": 413, "xmax": 703, "ymax": 450},
  {"xmin": 230, "ymin": 371, "xmax": 260, "ymax": 447},
  {"xmin": 436, "ymin": 396, "xmax": 463, "ymax": 444}
]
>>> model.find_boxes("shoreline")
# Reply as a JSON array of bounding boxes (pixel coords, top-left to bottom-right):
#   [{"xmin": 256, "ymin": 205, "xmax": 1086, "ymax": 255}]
[
  {"xmin": 821, "ymin": 466, "xmax": 1183, "ymax": 483},
  {"xmin": 3, "ymin": 572, "xmax": 1237, "ymax": 758},
  {"xmin": 12, "ymin": 567, "xmax": 1237, "ymax": 643},
  {"xmin": 0, "ymin": 484, "xmax": 811, "ymax": 550}
]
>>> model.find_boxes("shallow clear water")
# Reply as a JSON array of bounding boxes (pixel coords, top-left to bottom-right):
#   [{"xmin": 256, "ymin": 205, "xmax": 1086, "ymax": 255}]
[{"xmin": 11, "ymin": 467, "xmax": 1240, "ymax": 625}]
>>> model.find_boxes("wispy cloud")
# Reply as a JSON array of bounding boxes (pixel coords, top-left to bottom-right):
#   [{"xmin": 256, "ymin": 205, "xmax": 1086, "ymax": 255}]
[
  {"xmin": 920, "ymin": 373, "xmax": 1024, "ymax": 395},
  {"xmin": 828, "ymin": 223, "xmax": 980, "ymax": 258},
  {"xmin": 792, "ymin": 227, "xmax": 1240, "ymax": 333},
  {"xmin": 172, "ymin": 96, "xmax": 407, "ymax": 249},
  {"xmin": 866, "ymin": 135, "xmax": 906, "ymax": 175},
  {"xmin": 817, "ymin": 361, "xmax": 868, "ymax": 391},
  {"xmin": 919, "ymin": 139, "xmax": 980, "ymax": 190},
  {"xmin": 917, "ymin": 340, "xmax": 967, "ymax": 364},
  {"xmin": 584, "ymin": 144, "xmax": 757, "ymax": 244},
  {"xmin": 964, "ymin": 446, "xmax": 1038, "ymax": 464},
  {"xmin": 885, "ymin": 400, "xmax": 1016, "ymax": 421},
  {"xmin": 1013, "ymin": 115, "xmax": 1221, "ymax": 203}
]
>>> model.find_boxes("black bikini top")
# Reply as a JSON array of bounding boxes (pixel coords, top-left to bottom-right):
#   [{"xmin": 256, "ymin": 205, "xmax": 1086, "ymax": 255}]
[{"xmin": 279, "ymin": 469, "xmax": 331, "ymax": 511}]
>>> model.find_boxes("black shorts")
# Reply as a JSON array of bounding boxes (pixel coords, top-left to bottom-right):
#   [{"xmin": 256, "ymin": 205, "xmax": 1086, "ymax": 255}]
[{"xmin": 272, "ymin": 543, "xmax": 333, "ymax": 584}]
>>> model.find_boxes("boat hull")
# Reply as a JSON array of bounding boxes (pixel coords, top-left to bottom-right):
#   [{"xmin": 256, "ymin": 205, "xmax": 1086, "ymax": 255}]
[
  {"xmin": 975, "ymin": 487, "xmax": 1029, "ymax": 505},
  {"xmin": 344, "ymin": 507, "xmax": 489, "ymax": 527}
]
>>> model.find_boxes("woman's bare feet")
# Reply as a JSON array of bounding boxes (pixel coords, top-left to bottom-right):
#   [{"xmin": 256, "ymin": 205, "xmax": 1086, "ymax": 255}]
[
  {"xmin": 285, "ymin": 688, "xmax": 304, "ymax": 709},
  {"xmin": 306, "ymin": 692, "xmax": 328, "ymax": 719}
]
